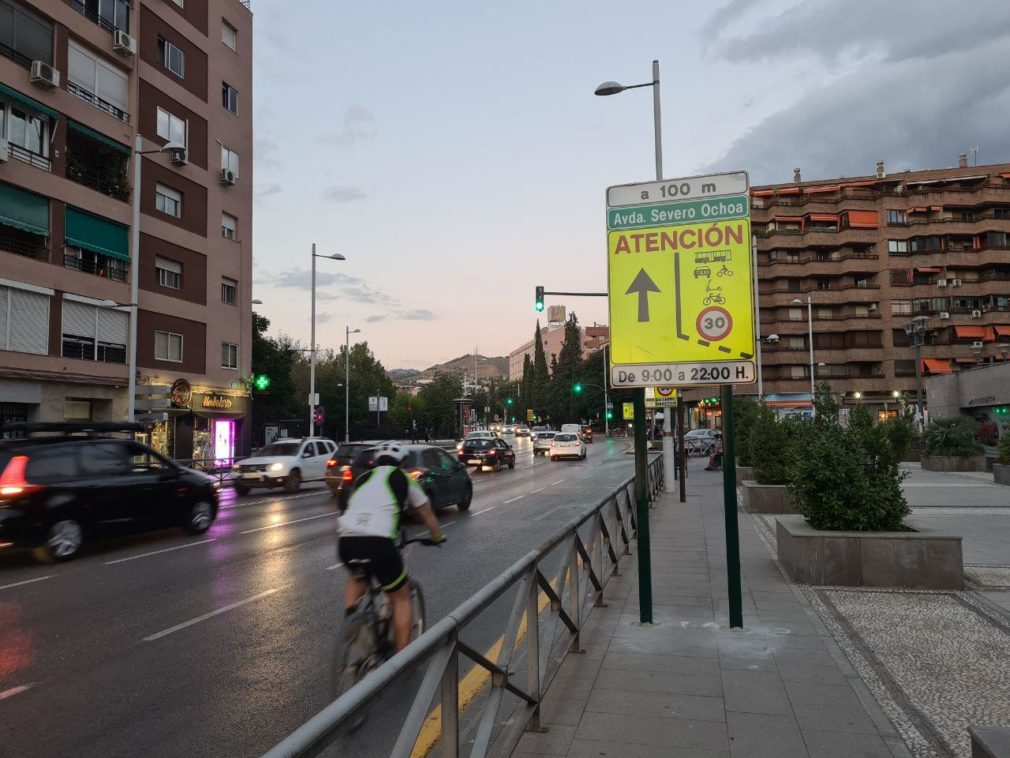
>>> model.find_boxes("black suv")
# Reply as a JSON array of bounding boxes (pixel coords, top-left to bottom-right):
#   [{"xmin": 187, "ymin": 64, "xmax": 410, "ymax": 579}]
[{"xmin": 0, "ymin": 423, "xmax": 219, "ymax": 563}]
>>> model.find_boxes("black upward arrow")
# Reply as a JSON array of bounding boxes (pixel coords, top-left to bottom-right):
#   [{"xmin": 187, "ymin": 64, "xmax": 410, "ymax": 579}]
[{"xmin": 625, "ymin": 269, "xmax": 660, "ymax": 322}]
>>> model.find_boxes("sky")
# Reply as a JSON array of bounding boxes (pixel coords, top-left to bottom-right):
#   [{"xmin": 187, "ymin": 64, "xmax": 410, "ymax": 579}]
[{"xmin": 250, "ymin": 0, "xmax": 1010, "ymax": 371}]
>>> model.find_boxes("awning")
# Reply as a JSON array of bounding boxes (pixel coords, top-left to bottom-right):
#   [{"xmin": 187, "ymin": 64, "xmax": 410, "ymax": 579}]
[
  {"xmin": 994, "ymin": 326, "xmax": 1010, "ymax": 337},
  {"xmin": 809, "ymin": 213, "xmax": 839, "ymax": 222},
  {"xmin": 845, "ymin": 210, "xmax": 879, "ymax": 228},
  {"xmin": 1001, "ymin": 173, "xmax": 1010, "ymax": 179},
  {"xmin": 930, "ymin": 206, "xmax": 943, "ymax": 211},
  {"xmin": 0, "ymin": 82, "xmax": 58, "ymax": 120},
  {"xmin": 764, "ymin": 400, "xmax": 812, "ymax": 409},
  {"xmin": 840, "ymin": 180, "xmax": 877, "ymax": 188},
  {"xmin": 751, "ymin": 189, "xmax": 775, "ymax": 197},
  {"xmin": 805, "ymin": 185, "xmax": 840, "ymax": 194},
  {"xmin": 915, "ymin": 267, "xmax": 941, "ymax": 273},
  {"xmin": 65, "ymin": 207, "xmax": 129, "ymax": 260},
  {"xmin": 775, "ymin": 216, "xmax": 804, "ymax": 222},
  {"xmin": 955, "ymin": 357, "xmax": 977, "ymax": 364},
  {"xmin": 68, "ymin": 121, "xmax": 130, "ymax": 155},
  {"xmin": 922, "ymin": 359, "xmax": 953, "ymax": 374},
  {"xmin": 950, "ymin": 175, "xmax": 986, "ymax": 182},
  {"xmin": 775, "ymin": 187, "xmax": 801, "ymax": 195},
  {"xmin": 909, "ymin": 206, "xmax": 929, "ymax": 213},
  {"xmin": 908, "ymin": 179, "xmax": 942, "ymax": 186},
  {"xmin": 0, "ymin": 182, "xmax": 49, "ymax": 236},
  {"xmin": 954, "ymin": 325, "xmax": 987, "ymax": 339}
]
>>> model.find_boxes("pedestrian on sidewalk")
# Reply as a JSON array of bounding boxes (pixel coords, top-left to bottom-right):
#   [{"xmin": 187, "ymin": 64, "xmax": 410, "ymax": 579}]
[{"xmin": 705, "ymin": 437, "xmax": 723, "ymax": 471}]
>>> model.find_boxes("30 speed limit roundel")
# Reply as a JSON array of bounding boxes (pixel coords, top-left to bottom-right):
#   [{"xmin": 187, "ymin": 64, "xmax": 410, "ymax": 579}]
[{"xmin": 696, "ymin": 306, "xmax": 733, "ymax": 342}]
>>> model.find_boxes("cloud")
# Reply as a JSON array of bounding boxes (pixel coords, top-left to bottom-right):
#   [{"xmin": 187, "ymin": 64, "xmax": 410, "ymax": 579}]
[
  {"xmin": 315, "ymin": 313, "xmax": 334, "ymax": 324},
  {"xmin": 273, "ymin": 269, "xmax": 365, "ymax": 290},
  {"xmin": 322, "ymin": 185, "xmax": 367, "ymax": 203},
  {"xmin": 365, "ymin": 314, "xmax": 388, "ymax": 323},
  {"xmin": 399, "ymin": 309, "xmax": 436, "ymax": 321},
  {"xmin": 704, "ymin": 1, "xmax": 1010, "ymax": 183},
  {"xmin": 255, "ymin": 137, "xmax": 281, "ymax": 169},
  {"xmin": 314, "ymin": 105, "xmax": 377, "ymax": 149},
  {"xmin": 255, "ymin": 182, "xmax": 283, "ymax": 201}
]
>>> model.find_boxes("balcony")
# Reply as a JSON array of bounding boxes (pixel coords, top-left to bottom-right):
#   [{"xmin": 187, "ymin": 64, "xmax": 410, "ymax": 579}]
[
  {"xmin": 0, "ymin": 40, "xmax": 32, "ymax": 69},
  {"xmin": 64, "ymin": 0, "xmax": 130, "ymax": 34},
  {"xmin": 65, "ymin": 126, "xmax": 131, "ymax": 201},
  {"xmin": 0, "ymin": 225, "xmax": 48, "ymax": 261},
  {"xmin": 3, "ymin": 139, "xmax": 52, "ymax": 172},
  {"xmin": 67, "ymin": 81, "xmax": 130, "ymax": 124},
  {"xmin": 63, "ymin": 251, "xmax": 128, "ymax": 282}
]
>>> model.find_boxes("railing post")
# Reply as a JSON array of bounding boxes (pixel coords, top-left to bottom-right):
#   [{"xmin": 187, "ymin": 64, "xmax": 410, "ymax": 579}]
[
  {"xmin": 526, "ymin": 572, "xmax": 544, "ymax": 732},
  {"xmin": 594, "ymin": 512, "xmax": 606, "ymax": 606},
  {"xmin": 568, "ymin": 537, "xmax": 582, "ymax": 653},
  {"xmin": 441, "ymin": 632, "xmax": 459, "ymax": 758}
]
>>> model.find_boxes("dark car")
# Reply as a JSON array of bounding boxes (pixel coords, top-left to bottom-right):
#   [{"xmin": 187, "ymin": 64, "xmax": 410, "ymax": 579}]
[
  {"xmin": 324, "ymin": 442, "xmax": 378, "ymax": 497},
  {"xmin": 581, "ymin": 426, "xmax": 594, "ymax": 443},
  {"xmin": 458, "ymin": 437, "xmax": 516, "ymax": 471},
  {"xmin": 336, "ymin": 444, "xmax": 472, "ymax": 512},
  {"xmin": 0, "ymin": 426, "xmax": 219, "ymax": 563}
]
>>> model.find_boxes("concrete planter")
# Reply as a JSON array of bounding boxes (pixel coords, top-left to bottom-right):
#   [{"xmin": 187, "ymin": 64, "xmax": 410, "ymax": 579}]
[
  {"xmin": 994, "ymin": 463, "xmax": 1010, "ymax": 486},
  {"xmin": 776, "ymin": 515, "xmax": 963, "ymax": 589},
  {"xmin": 739, "ymin": 481, "xmax": 798, "ymax": 514},
  {"xmin": 736, "ymin": 465, "xmax": 754, "ymax": 481},
  {"xmin": 921, "ymin": 455, "xmax": 987, "ymax": 472}
]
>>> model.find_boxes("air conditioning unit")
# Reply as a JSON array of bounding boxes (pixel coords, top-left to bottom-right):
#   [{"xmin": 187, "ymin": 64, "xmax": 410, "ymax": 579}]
[
  {"xmin": 951, "ymin": 278, "xmax": 962, "ymax": 287},
  {"xmin": 219, "ymin": 168, "xmax": 236, "ymax": 186},
  {"xmin": 868, "ymin": 303, "xmax": 878, "ymax": 312},
  {"xmin": 937, "ymin": 279, "xmax": 948, "ymax": 287},
  {"xmin": 113, "ymin": 30, "xmax": 136, "ymax": 56},
  {"xmin": 971, "ymin": 309, "xmax": 983, "ymax": 319},
  {"xmin": 29, "ymin": 60, "xmax": 60, "ymax": 89},
  {"xmin": 939, "ymin": 311, "xmax": 950, "ymax": 319},
  {"xmin": 170, "ymin": 149, "xmax": 188, "ymax": 166},
  {"xmin": 0, "ymin": 137, "xmax": 8, "ymax": 163},
  {"xmin": 972, "ymin": 341, "xmax": 984, "ymax": 350}
]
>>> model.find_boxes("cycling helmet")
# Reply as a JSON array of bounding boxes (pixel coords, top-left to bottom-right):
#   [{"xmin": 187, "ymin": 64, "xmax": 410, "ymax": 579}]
[{"xmin": 371, "ymin": 441, "xmax": 408, "ymax": 467}]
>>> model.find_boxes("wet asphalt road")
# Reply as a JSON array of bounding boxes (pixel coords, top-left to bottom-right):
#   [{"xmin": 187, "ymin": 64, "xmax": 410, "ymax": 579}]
[{"xmin": 0, "ymin": 437, "xmax": 639, "ymax": 758}]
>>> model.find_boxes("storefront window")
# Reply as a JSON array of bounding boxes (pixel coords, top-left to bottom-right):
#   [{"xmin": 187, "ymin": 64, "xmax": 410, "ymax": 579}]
[
  {"xmin": 1, "ymin": 402, "xmax": 30, "ymax": 438},
  {"xmin": 214, "ymin": 419, "xmax": 235, "ymax": 464}
]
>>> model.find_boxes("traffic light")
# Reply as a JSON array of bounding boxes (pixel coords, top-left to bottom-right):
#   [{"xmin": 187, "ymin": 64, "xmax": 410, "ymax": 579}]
[
  {"xmin": 506, "ymin": 397, "xmax": 513, "ymax": 406},
  {"xmin": 535, "ymin": 286, "xmax": 545, "ymax": 313},
  {"xmin": 606, "ymin": 410, "xmax": 613, "ymax": 420},
  {"xmin": 253, "ymin": 374, "xmax": 270, "ymax": 391},
  {"xmin": 313, "ymin": 406, "xmax": 325, "ymax": 424},
  {"xmin": 573, "ymin": 383, "xmax": 583, "ymax": 394}
]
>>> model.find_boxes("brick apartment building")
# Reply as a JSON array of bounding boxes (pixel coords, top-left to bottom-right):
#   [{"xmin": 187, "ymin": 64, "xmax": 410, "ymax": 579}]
[
  {"xmin": 0, "ymin": 0, "xmax": 253, "ymax": 460},
  {"xmin": 747, "ymin": 156, "xmax": 1010, "ymax": 416},
  {"xmin": 508, "ymin": 317, "xmax": 609, "ymax": 382}
]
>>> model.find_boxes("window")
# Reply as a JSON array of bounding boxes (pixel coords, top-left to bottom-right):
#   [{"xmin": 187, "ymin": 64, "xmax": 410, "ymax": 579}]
[
  {"xmin": 887, "ymin": 209, "xmax": 907, "ymax": 225},
  {"xmin": 892, "ymin": 300, "xmax": 912, "ymax": 315},
  {"xmin": 787, "ymin": 337, "xmax": 804, "ymax": 350},
  {"xmin": 1, "ymin": 100, "xmax": 48, "ymax": 161},
  {"xmin": 788, "ymin": 308, "xmax": 803, "ymax": 321},
  {"xmin": 155, "ymin": 330, "xmax": 183, "ymax": 362},
  {"xmin": 790, "ymin": 366, "xmax": 807, "ymax": 379},
  {"xmin": 817, "ymin": 308, "xmax": 832, "ymax": 319},
  {"xmin": 67, "ymin": 41, "xmax": 128, "ymax": 119},
  {"xmin": 221, "ymin": 342, "xmax": 238, "ymax": 369},
  {"xmin": 0, "ymin": 284, "xmax": 50, "ymax": 355},
  {"xmin": 61, "ymin": 299, "xmax": 127, "ymax": 363},
  {"xmin": 221, "ymin": 277, "xmax": 237, "ymax": 305},
  {"xmin": 64, "ymin": 399, "xmax": 92, "ymax": 420},
  {"xmin": 156, "ymin": 107, "xmax": 187, "ymax": 146},
  {"xmin": 0, "ymin": 0, "xmax": 53, "ymax": 67},
  {"xmin": 221, "ymin": 213, "xmax": 237, "ymax": 240},
  {"xmin": 69, "ymin": 0, "xmax": 130, "ymax": 34},
  {"xmin": 222, "ymin": 20, "xmax": 237, "ymax": 50},
  {"xmin": 155, "ymin": 183, "xmax": 182, "ymax": 218},
  {"xmin": 155, "ymin": 256, "xmax": 182, "ymax": 289},
  {"xmin": 888, "ymin": 240, "xmax": 909, "ymax": 255},
  {"xmin": 158, "ymin": 37, "xmax": 185, "ymax": 78},
  {"xmin": 220, "ymin": 145, "xmax": 239, "ymax": 178},
  {"xmin": 170, "ymin": 0, "xmax": 183, "ymax": 6},
  {"xmin": 222, "ymin": 82, "xmax": 238, "ymax": 113}
]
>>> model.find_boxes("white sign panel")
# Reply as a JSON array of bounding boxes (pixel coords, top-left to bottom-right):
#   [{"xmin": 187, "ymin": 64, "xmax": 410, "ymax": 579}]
[
  {"xmin": 368, "ymin": 396, "xmax": 378, "ymax": 412},
  {"xmin": 379, "ymin": 396, "xmax": 388, "ymax": 412},
  {"xmin": 607, "ymin": 171, "xmax": 749, "ymax": 208}
]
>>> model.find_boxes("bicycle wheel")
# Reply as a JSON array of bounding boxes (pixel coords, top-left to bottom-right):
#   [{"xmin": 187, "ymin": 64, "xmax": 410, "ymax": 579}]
[
  {"xmin": 331, "ymin": 606, "xmax": 380, "ymax": 700},
  {"xmin": 409, "ymin": 581, "xmax": 426, "ymax": 641}
]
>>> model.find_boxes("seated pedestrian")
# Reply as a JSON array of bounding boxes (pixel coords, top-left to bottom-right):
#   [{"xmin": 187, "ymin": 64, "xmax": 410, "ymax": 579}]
[{"xmin": 705, "ymin": 438, "xmax": 723, "ymax": 471}]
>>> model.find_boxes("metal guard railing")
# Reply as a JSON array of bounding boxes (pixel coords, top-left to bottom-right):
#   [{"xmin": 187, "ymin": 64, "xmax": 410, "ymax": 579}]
[{"xmin": 264, "ymin": 453, "xmax": 664, "ymax": 758}]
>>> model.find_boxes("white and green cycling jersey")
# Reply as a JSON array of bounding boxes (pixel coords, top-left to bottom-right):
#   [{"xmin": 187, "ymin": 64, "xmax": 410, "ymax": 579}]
[{"xmin": 338, "ymin": 465, "xmax": 428, "ymax": 539}]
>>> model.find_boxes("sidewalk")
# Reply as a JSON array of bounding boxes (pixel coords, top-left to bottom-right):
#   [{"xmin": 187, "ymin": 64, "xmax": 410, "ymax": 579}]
[{"xmin": 513, "ymin": 461, "xmax": 918, "ymax": 758}]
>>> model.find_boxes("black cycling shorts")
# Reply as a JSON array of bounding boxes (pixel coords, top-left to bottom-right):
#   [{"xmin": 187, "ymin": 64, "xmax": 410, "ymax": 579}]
[{"xmin": 338, "ymin": 536, "xmax": 407, "ymax": 592}]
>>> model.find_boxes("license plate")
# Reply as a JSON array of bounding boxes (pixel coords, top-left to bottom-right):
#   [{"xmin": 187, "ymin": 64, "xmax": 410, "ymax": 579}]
[
  {"xmin": 243, "ymin": 473, "xmax": 262, "ymax": 479},
  {"xmin": 468, "ymin": 458, "xmax": 482, "ymax": 465}
]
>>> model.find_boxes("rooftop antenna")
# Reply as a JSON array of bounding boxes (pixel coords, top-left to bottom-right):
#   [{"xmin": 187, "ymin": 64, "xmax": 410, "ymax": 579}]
[{"xmin": 969, "ymin": 145, "xmax": 979, "ymax": 166}]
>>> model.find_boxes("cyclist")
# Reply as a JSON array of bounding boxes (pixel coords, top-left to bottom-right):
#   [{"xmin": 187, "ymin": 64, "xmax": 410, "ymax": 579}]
[{"xmin": 337, "ymin": 442, "xmax": 445, "ymax": 652}]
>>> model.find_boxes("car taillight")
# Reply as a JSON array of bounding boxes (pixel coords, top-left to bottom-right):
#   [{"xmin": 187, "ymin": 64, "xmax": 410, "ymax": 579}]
[
  {"xmin": 326, "ymin": 459, "xmax": 337, "ymax": 469},
  {"xmin": 486, "ymin": 450, "xmax": 496, "ymax": 456},
  {"xmin": 531, "ymin": 435, "xmax": 537, "ymax": 442},
  {"xmin": 408, "ymin": 469, "xmax": 424, "ymax": 480},
  {"xmin": 0, "ymin": 455, "xmax": 42, "ymax": 498},
  {"xmin": 341, "ymin": 468, "xmax": 353, "ymax": 483}
]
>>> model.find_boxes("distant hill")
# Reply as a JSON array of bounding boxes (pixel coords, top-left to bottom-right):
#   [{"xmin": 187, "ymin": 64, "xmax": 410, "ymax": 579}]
[
  {"xmin": 388, "ymin": 368, "xmax": 421, "ymax": 382},
  {"xmin": 390, "ymin": 354, "xmax": 508, "ymax": 383}
]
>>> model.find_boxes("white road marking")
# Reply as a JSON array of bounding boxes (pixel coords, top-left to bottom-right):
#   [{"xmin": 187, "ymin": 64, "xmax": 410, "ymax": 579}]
[
  {"xmin": 0, "ymin": 683, "xmax": 34, "ymax": 701},
  {"xmin": 326, "ymin": 562, "xmax": 344, "ymax": 571},
  {"xmin": 530, "ymin": 487, "xmax": 545, "ymax": 494},
  {"xmin": 221, "ymin": 492, "xmax": 319, "ymax": 510},
  {"xmin": 0, "ymin": 576, "xmax": 54, "ymax": 592},
  {"xmin": 551, "ymin": 479, "xmax": 566, "ymax": 486},
  {"xmin": 105, "ymin": 539, "xmax": 216, "ymax": 565},
  {"xmin": 534, "ymin": 503, "xmax": 567, "ymax": 522},
  {"xmin": 144, "ymin": 588, "xmax": 280, "ymax": 642},
  {"xmin": 903, "ymin": 483, "xmax": 993, "ymax": 488},
  {"xmin": 471, "ymin": 505, "xmax": 499, "ymax": 516},
  {"xmin": 504, "ymin": 495, "xmax": 525, "ymax": 504},
  {"xmin": 240, "ymin": 512, "xmax": 338, "ymax": 534}
]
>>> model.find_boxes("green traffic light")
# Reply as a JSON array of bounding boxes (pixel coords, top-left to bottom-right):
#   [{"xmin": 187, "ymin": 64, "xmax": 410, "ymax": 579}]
[
  {"xmin": 506, "ymin": 398, "xmax": 513, "ymax": 405},
  {"xmin": 254, "ymin": 374, "xmax": 270, "ymax": 391},
  {"xmin": 535, "ymin": 285, "xmax": 545, "ymax": 312},
  {"xmin": 574, "ymin": 383, "xmax": 583, "ymax": 394},
  {"xmin": 606, "ymin": 411, "xmax": 613, "ymax": 419}
]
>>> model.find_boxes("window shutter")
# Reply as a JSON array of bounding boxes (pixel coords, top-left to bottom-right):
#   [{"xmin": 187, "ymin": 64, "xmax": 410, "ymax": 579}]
[
  {"xmin": 68, "ymin": 43, "xmax": 96, "ymax": 91},
  {"xmin": 97, "ymin": 308, "xmax": 128, "ymax": 345},
  {"xmin": 8, "ymin": 289, "xmax": 49, "ymax": 354},
  {"xmin": 155, "ymin": 331, "xmax": 167, "ymax": 359},
  {"xmin": 95, "ymin": 62, "xmax": 128, "ymax": 112},
  {"xmin": 62, "ymin": 300, "xmax": 96, "ymax": 338},
  {"xmin": 155, "ymin": 256, "xmax": 182, "ymax": 274},
  {"xmin": 0, "ymin": 286, "xmax": 8, "ymax": 348}
]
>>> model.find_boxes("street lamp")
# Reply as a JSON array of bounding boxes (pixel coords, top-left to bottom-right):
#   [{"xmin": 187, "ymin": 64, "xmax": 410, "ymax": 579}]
[
  {"xmin": 345, "ymin": 326, "xmax": 361, "ymax": 443},
  {"xmin": 792, "ymin": 297, "xmax": 815, "ymax": 405},
  {"xmin": 595, "ymin": 61, "xmax": 663, "ymax": 182},
  {"xmin": 903, "ymin": 315, "xmax": 929, "ymax": 427},
  {"xmin": 126, "ymin": 137, "xmax": 186, "ymax": 421},
  {"xmin": 309, "ymin": 245, "xmax": 346, "ymax": 436}
]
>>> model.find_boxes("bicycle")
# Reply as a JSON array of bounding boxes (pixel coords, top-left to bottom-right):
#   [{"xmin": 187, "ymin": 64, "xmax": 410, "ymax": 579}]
[{"xmin": 331, "ymin": 533, "xmax": 439, "ymax": 699}]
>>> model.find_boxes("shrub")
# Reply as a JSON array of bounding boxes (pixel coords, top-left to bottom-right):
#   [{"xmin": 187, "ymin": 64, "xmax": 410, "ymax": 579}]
[
  {"xmin": 921, "ymin": 416, "xmax": 985, "ymax": 457},
  {"xmin": 749, "ymin": 405, "xmax": 791, "ymax": 485},
  {"xmin": 879, "ymin": 411, "xmax": 918, "ymax": 465},
  {"xmin": 997, "ymin": 431, "xmax": 1010, "ymax": 466},
  {"xmin": 733, "ymin": 396, "xmax": 760, "ymax": 466},
  {"xmin": 788, "ymin": 406, "xmax": 909, "ymax": 531}
]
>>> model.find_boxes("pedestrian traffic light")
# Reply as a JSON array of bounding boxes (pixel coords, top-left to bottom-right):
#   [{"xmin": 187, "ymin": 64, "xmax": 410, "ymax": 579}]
[
  {"xmin": 253, "ymin": 374, "xmax": 270, "ymax": 391},
  {"xmin": 535, "ymin": 286, "xmax": 544, "ymax": 313},
  {"xmin": 573, "ymin": 383, "xmax": 583, "ymax": 394},
  {"xmin": 313, "ymin": 406, "xmax": 325, "ymax": 424}
]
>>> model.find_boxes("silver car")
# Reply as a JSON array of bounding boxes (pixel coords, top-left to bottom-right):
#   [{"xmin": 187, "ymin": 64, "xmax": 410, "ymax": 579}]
[{"xmin": 532, "ymin": 431, "xmax": 556, "ymax": 455}]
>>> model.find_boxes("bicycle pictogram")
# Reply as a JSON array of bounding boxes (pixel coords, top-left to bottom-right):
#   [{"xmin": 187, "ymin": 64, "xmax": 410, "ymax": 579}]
[{"xmin": 703, "ymin": 292, "xmax": 726, "ymax": 306}]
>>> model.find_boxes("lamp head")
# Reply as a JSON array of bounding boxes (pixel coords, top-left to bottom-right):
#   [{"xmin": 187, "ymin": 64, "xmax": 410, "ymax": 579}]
[
  {"xmin": 328, "ymin": 253, "xmax": 346, "ymax": 261},
  {"xmin": 765, "ymin": 334, "xmax": 779, "ymax": 344},
  {"xmin": 594, "ymin": 81, "xmax": 625, "ymax": 96},
  {"xmin": 791, "ymin": 298, "xmax": 803, "ymax": 305},
  {"xmin": 161, "ymin": 141, "xmax": 186, "ymax": 162}
]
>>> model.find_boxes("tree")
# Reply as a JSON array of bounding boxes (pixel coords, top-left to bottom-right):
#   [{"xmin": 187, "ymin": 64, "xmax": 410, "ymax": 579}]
[
  {"xmin": 521, "ymin": 354, "xmax": 533, "ymax": 421},
  {"xmin": 250, "ymin": 313, "xmax": 301, "ymax": 446},
  {"xmin": 547, "ymin": 313, "xmax": 583, "ymax": 424},
  {"xmin": 416, "ymin": 372, "xmax": 464, "ymax": 438},
  {"xmin": 531, "ymin": 321, "xmax": 549, "ymax": 417}
]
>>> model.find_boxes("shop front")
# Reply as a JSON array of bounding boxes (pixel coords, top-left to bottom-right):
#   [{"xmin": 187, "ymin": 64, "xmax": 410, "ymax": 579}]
[{"xmin": 143, "ymin": 379, "xmax": 250, "ymax": 463}]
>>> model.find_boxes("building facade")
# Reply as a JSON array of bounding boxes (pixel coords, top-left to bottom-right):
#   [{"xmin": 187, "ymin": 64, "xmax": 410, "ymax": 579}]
[
  {"xmin": 747, "ymin": 157, "xmax": 1010, "ymax": 415},
  {"xmin": 508, "ymin": 322, "xmax": 610, "ymax": 381},
  {"xmin": 0, "ymin": 0, "xmax": 253, "ymax": 461}
]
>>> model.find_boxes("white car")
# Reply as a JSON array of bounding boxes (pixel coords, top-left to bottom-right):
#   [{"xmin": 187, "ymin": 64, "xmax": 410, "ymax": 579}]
[
  {"xmin": 232, "ymin": 437, "xmax": 337, "ymax": 494},
  {"xmin": 549, "ymin": 432, "xmax": 586, "ymax": 461},
  {"xmin": 683, "ymin": 429, "xmax": 722, "ymax": 456},
  {"xmin": 533, "ymin": 431, "xmax": 557, "ymax": 455}
]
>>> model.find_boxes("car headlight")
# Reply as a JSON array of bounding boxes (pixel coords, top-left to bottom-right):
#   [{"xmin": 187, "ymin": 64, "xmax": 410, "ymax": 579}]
[
  {"xmin": 269, "ymin": 462, "xmax": 284, "ymax": 472},
  {"xmin": 232, "ymin": 464, "xmax": 241, "ymax": 472}
]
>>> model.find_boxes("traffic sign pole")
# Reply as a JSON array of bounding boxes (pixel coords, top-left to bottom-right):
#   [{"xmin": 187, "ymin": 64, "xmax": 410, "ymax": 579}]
[
  {"xmin": 633, "ymin": 388, "xmax": 652, "ymax": 625},
  {"xmin": 721, "ymin": 384, "xmax": 743, "ymax": 628}
]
